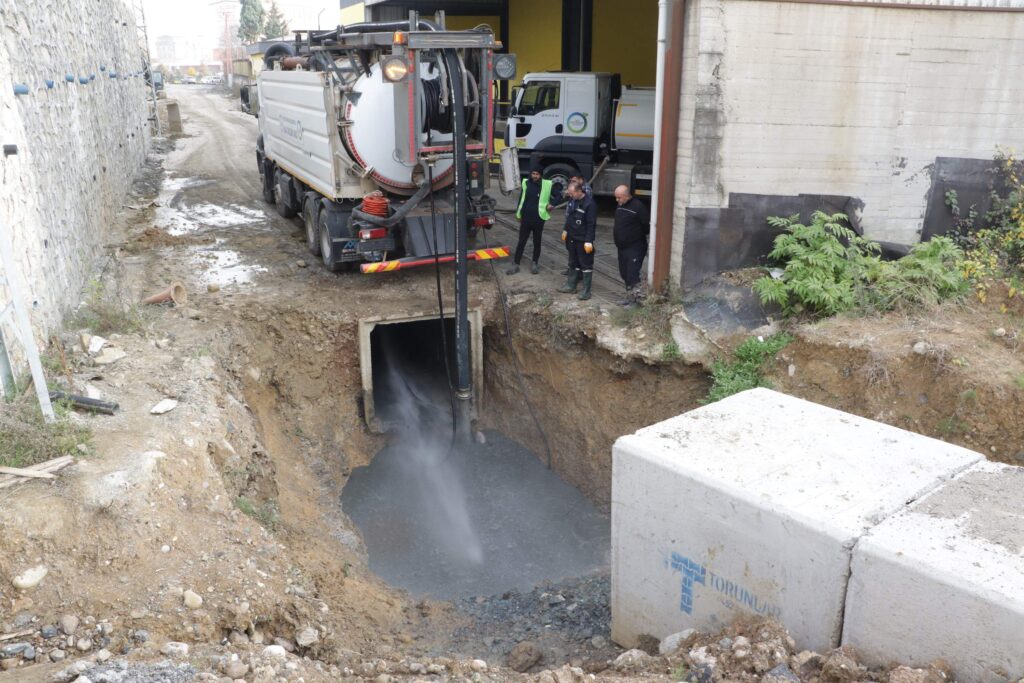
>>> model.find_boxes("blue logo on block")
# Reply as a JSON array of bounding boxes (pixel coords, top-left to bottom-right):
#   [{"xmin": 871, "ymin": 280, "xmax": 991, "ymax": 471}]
[{"xmin": 670, "ymin": 552, "xmax": 706, "ymax": 614}]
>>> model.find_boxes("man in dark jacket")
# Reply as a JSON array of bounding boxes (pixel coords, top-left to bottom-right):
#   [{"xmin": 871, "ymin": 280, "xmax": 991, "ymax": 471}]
[
  {"xmin": 561, "ymin": 173, "xmax": 592, "ymax": 276},
  {"xmin": 612, "ymin": 184, "xmax": 650, "ymax": 307},
  {"xmin": 557, "ymin": 182, "xmax": 598, "ymax": 300},
  {"xmin": 508, "ymin": 162, "xmax": 559, "ymax": 275}
]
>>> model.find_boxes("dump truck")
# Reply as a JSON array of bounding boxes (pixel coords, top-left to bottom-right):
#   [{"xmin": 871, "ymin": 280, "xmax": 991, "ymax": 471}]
[
  {"xmin": 506, "ymin": 72, "xmax": 654, "ymax": 197},
  {"xmin": 245, "ymin": 16, "xmax": 516, "ymax": 273}
]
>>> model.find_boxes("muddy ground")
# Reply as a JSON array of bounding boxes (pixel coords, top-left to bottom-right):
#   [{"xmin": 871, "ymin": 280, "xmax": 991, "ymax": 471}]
[{"xmin": 0, "ymin": 85, "xmax": 1021, "ymax": 683}]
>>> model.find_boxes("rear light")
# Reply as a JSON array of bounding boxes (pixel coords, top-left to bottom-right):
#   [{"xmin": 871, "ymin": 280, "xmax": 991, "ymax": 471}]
[
  {"xmin": 359, "ymin": 228, "xmax": 388, "ymax": 240},
  {"xmin": 473, "ymin": 215, "xmax": 495, "ymax": 227}
]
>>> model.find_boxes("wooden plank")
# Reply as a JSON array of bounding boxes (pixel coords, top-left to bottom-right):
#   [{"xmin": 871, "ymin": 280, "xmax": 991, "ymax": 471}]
[{"xmin": 0, "ymin": 466, "xmax": 56, "ymax": 479}]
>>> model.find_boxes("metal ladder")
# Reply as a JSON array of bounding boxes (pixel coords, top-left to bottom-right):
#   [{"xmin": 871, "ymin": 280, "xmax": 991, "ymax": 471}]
[{"xmin": 0, "ymin": 217, "xmax": 55, "ymax": 420}]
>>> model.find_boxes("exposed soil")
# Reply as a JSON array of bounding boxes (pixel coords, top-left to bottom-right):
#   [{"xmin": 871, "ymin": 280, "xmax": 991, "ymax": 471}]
[
  {"xmin": 771, "ymin": 294, "xmax": 1024, "ymax": 465},
  {"xmin": 1, "ymin": 85, "xmax": 1021, "ymax": 683}
]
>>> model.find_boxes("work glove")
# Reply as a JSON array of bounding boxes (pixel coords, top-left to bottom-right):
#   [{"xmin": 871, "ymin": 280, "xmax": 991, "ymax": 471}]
[
  {"xmin": 561, "ymin": 231, "xmax": 567, "ymax": 242},
  {"xmin": 584, "ymin": 242, "xmax": 594, "ymax": 254}
]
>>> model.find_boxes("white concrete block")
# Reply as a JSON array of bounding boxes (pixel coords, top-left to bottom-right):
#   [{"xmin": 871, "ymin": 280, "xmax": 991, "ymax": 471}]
[
  {"xmin": 610, "ymin": 388, "xmax": 981, "ymax": 653},
  {"xmin": 843, "ymin": 462, "xmax": 1024, "ymax": 682}
]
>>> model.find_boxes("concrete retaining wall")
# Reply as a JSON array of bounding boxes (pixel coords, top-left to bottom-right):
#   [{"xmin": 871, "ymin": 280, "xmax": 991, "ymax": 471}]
[
  {"xmin": 843, "ymin": 461, "xmax": 1024, "ymax": 681},
  {"xmin": 669, "ymin": 0, "xmax": 1024, "ymax": 287},
  {"xmin": 610, "ymin": 388, "xmax": 981, "ymax": 653},
  {"xmin": 0, "ymin": 0, "xmax": 150, "ymax": 389}
]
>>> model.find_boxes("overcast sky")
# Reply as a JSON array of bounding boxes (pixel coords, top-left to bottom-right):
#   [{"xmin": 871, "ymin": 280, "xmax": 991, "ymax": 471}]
[{"xmin": 142, "ymin": 0, "xmax": 339, "ymax": 60}]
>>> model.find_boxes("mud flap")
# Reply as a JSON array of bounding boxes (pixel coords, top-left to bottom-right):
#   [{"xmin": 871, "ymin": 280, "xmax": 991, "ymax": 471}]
[{"xmin": 320, "ymin": 203, "xmax": 359, "ymax": 263}]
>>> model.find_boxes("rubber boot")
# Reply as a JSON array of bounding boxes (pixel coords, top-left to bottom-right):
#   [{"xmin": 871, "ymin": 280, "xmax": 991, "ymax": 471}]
[
  {"xmin": 530, "ymin": 261, "xmax": 540, "ymax": 275},
  {"xmin": 506, "ymin": 263, "xmax": 520, "ymax": 275},
  {"xmin": 561, "ymin": 265, "xmax": 572, "ymax": 276},
  {"xmin": 578, "ymin": 271, "xmax": 593, "ymax": 301},
  {"xmin": 616, "ymin": 287, "xmax": 634, "ymax": 307},
  {"xmin": 557, "ymin": 269, "xmax": 580, "ymax": 293}
]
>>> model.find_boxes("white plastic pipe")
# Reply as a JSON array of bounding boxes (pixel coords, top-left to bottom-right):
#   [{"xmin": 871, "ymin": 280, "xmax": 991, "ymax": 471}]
[{"xmin": 648, "ymin": 0, "xmax": 670, "ymax": 284}]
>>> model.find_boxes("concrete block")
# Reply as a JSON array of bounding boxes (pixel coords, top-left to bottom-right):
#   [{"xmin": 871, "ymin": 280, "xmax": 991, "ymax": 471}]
[
  {"xmin": 843, "ymin": 462, "xmax": 1024, "ymax": 682},
  {"xmin": 610, "ymin": 388, "xmax": 981, "ymax": 653}
]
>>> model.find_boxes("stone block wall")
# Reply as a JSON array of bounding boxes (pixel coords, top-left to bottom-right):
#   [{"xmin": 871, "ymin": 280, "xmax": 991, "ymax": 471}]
[{"xmin": 0, "ymin": 0, "xmax": 150, "ymax": 390}]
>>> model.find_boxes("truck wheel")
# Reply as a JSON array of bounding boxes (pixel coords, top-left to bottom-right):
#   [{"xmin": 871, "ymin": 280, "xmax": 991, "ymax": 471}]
[
  {"xmin": 274, "ymin": 171, "xmax": 297, "ymax": 218},
  {"xmin": 318, "ymin": 210, "xmax": 345, "ymax": 272},
  {"xmin": 303, "ymin": 197, "xmax": 321, "ymax": 256},
  {"xmin": 543, "ymin": 163, "xmax": 576, "ymax": 194}
]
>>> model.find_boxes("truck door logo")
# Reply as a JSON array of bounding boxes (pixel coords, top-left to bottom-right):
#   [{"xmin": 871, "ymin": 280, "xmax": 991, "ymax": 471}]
[{"xmin": 567, "ymin": 112, "xmax": 588, "ymax": 134}]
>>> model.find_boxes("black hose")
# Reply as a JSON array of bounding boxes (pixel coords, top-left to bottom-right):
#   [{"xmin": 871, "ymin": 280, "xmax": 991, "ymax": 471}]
[
  {"xmin": 339, "ymin": 19, "xmax": 441, "ymax": 33},
  {"xmin": 479, "ymin": 226, "xmax": 554, "ymax": 470},
  {"xmin": 263, "ymin": 42, "xmax": 296, "ymax": 68}
]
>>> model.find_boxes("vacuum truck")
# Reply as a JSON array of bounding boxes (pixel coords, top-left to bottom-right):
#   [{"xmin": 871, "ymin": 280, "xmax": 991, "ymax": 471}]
[
  {"xmin": 243, "ymin": 15, "xmax": 519, "ymax": 439},
  {"xmin": 245, "ymin": 16, "xmax": 517, "ymax": 273},
  {"xmin": 505, "ymin": 72, "xmax": 654, "ymax": 198}
]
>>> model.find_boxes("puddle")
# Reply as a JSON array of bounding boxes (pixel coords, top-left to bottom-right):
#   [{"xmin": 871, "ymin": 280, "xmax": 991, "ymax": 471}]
[
  {"xmin": 155, "ymin": 176, "xmax": 267, "ymax": 235},
  {"xmin": 191, "ymin": 240, "xmax": 268, "ymax": 287},
  {"xmin": 342, "ymin": 431, "xmax": 610, "ymax": 600}
]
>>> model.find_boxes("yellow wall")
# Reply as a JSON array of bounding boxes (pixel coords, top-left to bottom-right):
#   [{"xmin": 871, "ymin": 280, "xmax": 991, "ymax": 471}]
[
  {"xmin": 340, "ymin": 2, "xmax": 365, "ymax": 24},
  {"xmin": 591, "ymin": 0, "xmax": 657, "ymax": 86},
  {"xmin": 509, "ymin": 0, "xmax": 561, "ymax": 84}
]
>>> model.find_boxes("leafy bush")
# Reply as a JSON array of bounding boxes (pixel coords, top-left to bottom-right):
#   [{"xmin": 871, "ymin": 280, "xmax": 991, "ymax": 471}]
[
  {"xmin": 704, "ymin": 333, "xmax": 793, "ymax": 404},
  {"xmin": 949, "ymin": 151, "xmax": 1024, "ymax": 285},
  {"xmin": 753, "ymin": 212, "xmax": 880, "ymax": 317},
  {"xmin": 858, "ymin": 237, "xmax": 969, "ymax": 311},
  {"xmin": 754, "ymin": 211, "xmax": 967, "ymax": 318}
]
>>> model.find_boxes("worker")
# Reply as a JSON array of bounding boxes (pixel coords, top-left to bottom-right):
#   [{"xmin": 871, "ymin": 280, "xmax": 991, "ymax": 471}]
[
  {"xmin": 508, "ymin": 163, "xmax": 557, "ymax": 275},
  {"xmin": 558, "ymin": 181, "xmax": 597, "ymax": 301},
  {"xmin": 561, "ymin": 173, "xmax": 592, "ymax": 276},
  {"xmin": 612, "ymin": 184, "xmax": 650, "ymax": 307}
]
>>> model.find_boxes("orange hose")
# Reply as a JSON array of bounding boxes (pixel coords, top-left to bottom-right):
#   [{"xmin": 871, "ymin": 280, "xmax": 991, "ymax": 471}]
[{"xmin": 362, "ymin": 191, "xmax": 390, "ymax": 217}]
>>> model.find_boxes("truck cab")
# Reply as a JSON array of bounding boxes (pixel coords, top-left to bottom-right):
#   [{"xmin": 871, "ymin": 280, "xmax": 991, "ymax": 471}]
[{"xmin": 506, "ymin": 72, "xmax": 654, "ymax": 198}]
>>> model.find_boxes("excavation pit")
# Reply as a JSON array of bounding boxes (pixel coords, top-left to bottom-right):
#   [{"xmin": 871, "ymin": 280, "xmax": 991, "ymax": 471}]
[{"xmin": 342, "ymin": 430, "xmax": 610, "ymax": 600}]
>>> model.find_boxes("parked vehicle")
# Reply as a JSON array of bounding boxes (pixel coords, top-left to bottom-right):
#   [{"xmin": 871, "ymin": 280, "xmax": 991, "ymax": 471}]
[
  {"xmin": 242, "ymin": 20, "xmax": 513, "ymax": 273},
  {"xmin": 506, "ymin": 72, "xmax": 654, "ymax": 197}
]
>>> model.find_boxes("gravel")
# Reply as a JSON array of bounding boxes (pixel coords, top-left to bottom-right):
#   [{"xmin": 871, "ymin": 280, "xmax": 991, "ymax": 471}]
[{"xmin": 440, "ymin": 573, "xmax": 618, "ymax": 666}]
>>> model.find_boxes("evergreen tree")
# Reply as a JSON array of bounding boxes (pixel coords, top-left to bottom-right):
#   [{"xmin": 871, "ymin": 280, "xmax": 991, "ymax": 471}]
[
  {"xmin": 238, "ymin": 0, "xmax": 265, "ymax": 44},
  {"xmin": 263, "ymin": 2, "xmax": 289, "ymax": 39}
]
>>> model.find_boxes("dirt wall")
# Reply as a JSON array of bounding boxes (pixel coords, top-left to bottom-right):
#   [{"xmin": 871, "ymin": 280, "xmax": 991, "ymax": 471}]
[{"xmin": 482, "ymin": 303, "xmax": 710, "ymax": 510}]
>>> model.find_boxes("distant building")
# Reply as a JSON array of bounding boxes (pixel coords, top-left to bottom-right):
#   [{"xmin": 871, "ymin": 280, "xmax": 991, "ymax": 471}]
[{"xmin": 155, "ymin": 35, "xmax": 176, "ymax": 62}]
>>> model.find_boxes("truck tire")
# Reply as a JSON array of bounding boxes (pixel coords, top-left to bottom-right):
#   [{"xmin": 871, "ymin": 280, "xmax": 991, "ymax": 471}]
[
  {"xmin": 542, "ymin": 163, "xmax": 576, "ymax": 194},
  {"xmin": 274, "ymin": 171, "xmax": 297, "ymax": 218},
  {"xmin": 303, "ymin": 196, "xmax": 321, "ymax": 256},
  {"xmin": 318, "ymin": 209, "xmax": 346, "ymax": 272}
]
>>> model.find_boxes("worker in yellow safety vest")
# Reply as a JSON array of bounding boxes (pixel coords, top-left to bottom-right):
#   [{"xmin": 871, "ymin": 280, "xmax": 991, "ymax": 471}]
[{"xmin": 508, "ymin": 162, "xmax": 560, "ymax": 275}]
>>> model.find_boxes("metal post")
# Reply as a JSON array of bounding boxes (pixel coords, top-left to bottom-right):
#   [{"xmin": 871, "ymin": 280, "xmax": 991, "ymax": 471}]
[
  {"xmin": 135, "ymin": 1, "xmax": 162, "ymax": 136},
  {"xmin": 444, "ymin": 48, "xmax": 473, "ymax": 441},
  {"xmin": 0, "ymin": 219, "xmax": 54, "ymax": 420}
]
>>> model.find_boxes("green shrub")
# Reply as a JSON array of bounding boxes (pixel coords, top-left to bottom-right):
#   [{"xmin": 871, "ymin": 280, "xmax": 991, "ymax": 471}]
[
  {"xmin": 754, "ymin": 212, "xmax": 967, "ymax": 318},
  {"xmin": 858, "ymin": 237, "xmax": 969, "ymax": 311},
  {"xmin": 704, "ymin": 333, "xmax": 793, "ymax": 404},
  {"xmin": 753, "ymin": 212, "xmax": 879, "ymax": 317}
]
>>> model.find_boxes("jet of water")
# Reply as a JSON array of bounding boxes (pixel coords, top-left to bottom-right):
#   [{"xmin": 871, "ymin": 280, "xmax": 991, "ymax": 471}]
[{"xmin": 381, "ymin": 340, "xmax": 484, "ymax": 565}]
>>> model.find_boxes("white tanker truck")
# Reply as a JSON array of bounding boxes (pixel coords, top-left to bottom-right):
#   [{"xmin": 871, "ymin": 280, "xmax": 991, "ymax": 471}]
[
  {"xmin": 246, "ymin": 17, "xmax": 516, "ymax": 273},
  {"xmin": 243, "ymin": 15, "xmax": 518, "ymax": 438},
  {"xmin": 506, "ymin": 72, "xmax": 655, "ymax": 198}
]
